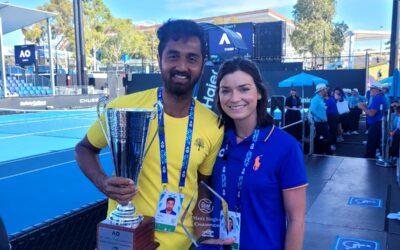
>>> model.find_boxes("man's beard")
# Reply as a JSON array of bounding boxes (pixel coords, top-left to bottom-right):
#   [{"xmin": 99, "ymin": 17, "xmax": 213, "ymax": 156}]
[{"xmin": 161, "ymin": 69, "xmax": 202, "ymax": 98}]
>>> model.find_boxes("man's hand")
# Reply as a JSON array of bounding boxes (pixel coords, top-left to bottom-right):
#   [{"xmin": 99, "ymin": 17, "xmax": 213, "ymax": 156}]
[
  {"xmin": 99, "ymin": 176, "xmax": 138, "ymax": 205},
  {"xmin": 357, "ymin": 102, "xmax": 367, "ymax": 110}
]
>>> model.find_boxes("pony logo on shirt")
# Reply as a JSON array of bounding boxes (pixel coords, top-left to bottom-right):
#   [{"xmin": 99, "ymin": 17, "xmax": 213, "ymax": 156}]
[{"xmin": 253, "ymin": 155, "xmax": 263, "ymax": 171}]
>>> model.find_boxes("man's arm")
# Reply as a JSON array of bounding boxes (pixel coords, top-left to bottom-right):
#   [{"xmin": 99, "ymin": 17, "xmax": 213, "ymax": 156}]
[
  {"xmin": 358, "ymin": 102, "xmax": 377, "ymax": 117},
  {"xmin": 75, "ymin": 136, "xmax": 137, "ymax": 205},
  {"xmin": 283, "ymin": 186, "xmax": 307, "ymax": 250}
]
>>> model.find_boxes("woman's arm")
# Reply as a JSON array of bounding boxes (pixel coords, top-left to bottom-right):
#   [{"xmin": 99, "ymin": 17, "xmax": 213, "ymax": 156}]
[{"xmin": 283, "ymin": 186, "xmax": 307, "ymax": 250}]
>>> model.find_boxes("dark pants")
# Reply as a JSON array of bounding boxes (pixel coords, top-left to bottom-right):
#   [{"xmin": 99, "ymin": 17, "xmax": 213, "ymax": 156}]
[
  {"xmin": 365, "ymin": 122, "xmax": 382, "ymax": 158},
  {"xmin": 340, "ymin": 113, "xmax": 351, "ymax": 133},
  {"xmin": 349, "ymin": 108, "xmax": 362, "ymax": 131},
  {"xmin": 314, "ymin": 121, "xmax": 332, "ymax": 155},
  {"xmin": 390, "ymin": 130, "xmax": 400, "ymax": 157},
  {"xmin": 285, "ymin": 110, "xmax": 302, "ymax": 141},
  {"xmin": 327, "ymin": 113, "xmax": 339, "ymax": 147}
]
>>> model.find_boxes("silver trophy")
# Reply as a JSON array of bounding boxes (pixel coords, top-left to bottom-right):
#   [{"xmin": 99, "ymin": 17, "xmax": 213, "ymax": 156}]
[{"xmin": 97, "ymin": 96, "xmax": 152, "ymax": 228}]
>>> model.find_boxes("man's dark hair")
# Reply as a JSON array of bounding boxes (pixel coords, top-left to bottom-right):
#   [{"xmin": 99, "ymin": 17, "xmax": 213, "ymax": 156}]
[
  {"xmin": 166, "ymin": 197, "xmax": 175, "ymax": 203},
  {"xmin": 216, "ymin": 57, "xmax": 273, "ymax": 130},
  {"xmin": 157, "ymin": 19, "xmax": 206, "ymax": 60}
]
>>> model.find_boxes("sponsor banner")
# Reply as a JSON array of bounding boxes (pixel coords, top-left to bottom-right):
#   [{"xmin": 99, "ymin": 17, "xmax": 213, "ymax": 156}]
[
  {"xmin": 0, "ymin": 95, "xmax": 102, "ymax": 110},
  {"xmin": 196, "ymin": 65, "xmax": 219, "ymax": 113},
  {"xmin": 14, "ymin": 45, "xmax": 36, "ymax": 67}
]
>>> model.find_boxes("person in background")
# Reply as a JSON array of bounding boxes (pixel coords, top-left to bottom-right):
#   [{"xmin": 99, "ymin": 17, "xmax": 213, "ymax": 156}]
[
  {"xmin": 348, "ymin": 88, "xmax": 365, "ymax": 135},
  {"xmin": 74, "ymin": 19, "xmax": 224, "ymax": 250},
  {"xmin": 333, "ymin": 88, "xmax": 346, "ymax": 142},
  {"xmin": 381, "ymin": 83, "xmax": 392, "ymax": 113},
  {"xmin": 285, "ymin": 88, "xmax": 302, "ymax": 141},
  {"xmin": 358, "ymin": 82, "xmax": 386, "ymax": 158},
  {"xmin": 310, "ymin": 83, "xmax": 331, "ymax": 155},
  {"xmin": 212, "ymin": 57, "xmax": 307, "ymax": 250},
  {"xmin": 390, "ymin": 105, "xmax": 400, "ymax": 159},
  {"xmin": 325, "ymin": 90, "xmax": 339, "ymax": 152},
  {"xmin": 343, "ymin": 88, "xmax": 352, "ymax": 100},
  {"xmin": 340, "ymin": 88, "xmax": 352, "ymax": 136}
]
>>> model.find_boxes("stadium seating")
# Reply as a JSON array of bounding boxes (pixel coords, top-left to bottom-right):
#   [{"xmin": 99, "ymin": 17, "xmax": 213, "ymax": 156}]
[{"xmin": 2, "ymin": 77, "xmax": 53, "ymax": 97}]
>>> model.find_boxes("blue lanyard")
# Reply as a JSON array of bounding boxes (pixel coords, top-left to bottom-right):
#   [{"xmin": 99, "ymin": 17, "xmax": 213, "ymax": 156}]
[
  {"xmin": 221, "ymin": 128, "xmax": 260, "ymax": 211},
  {"xmin": 157, "ymin": 88, "xmax": 195, "ymax": 188}
]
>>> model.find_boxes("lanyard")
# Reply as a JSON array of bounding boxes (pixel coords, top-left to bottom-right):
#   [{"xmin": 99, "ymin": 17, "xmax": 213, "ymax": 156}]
[
  {"xmin": 221, "ymin": 128, "xmax": 260, "ymax": 211},
  {"xmin": 157, "ymin": 87, "xmax": 195, "ymax": 188}
]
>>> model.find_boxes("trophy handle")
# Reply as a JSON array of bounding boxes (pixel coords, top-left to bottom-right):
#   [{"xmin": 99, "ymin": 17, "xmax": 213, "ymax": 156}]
[
  {"xmin": 97, "ymin": 95, "xmax": 111, "ymax": 147},
  {"xmin": 141, "ymin": 102, "xmax": 159, "ymax": 160}
]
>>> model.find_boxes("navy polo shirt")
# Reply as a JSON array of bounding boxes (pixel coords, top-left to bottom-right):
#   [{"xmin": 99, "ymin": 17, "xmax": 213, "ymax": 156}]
[
  {"xmin": 212, "ymin": 126, "xmax": 308, "ymax": 250},
  {"xmin": 367, "ymin": 93, "xmax": 385, "ymax": 125},
  {"xmin": 325, "ymin": 97, "xmax": 338, "ymax": 115}
]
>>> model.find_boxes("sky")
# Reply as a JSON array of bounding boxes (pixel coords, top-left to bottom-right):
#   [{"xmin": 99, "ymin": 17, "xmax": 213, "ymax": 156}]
[{"xmin": 2, "ymin": 0, "xmax": 393, "ymax": 50}]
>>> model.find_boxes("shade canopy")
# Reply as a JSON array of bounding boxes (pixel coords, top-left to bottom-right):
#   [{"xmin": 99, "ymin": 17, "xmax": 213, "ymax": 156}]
[
  {"xmin": 0, "ymin": 3, "xmax": 55, "ymax": 35},
  {"xmin": 278, "ymin": 72, "xmax": 328, "ymax": 88}
]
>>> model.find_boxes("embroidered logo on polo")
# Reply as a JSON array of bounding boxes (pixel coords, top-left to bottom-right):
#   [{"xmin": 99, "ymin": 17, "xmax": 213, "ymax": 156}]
[
  {"xmin": 253, "ymin": 154, "xmax": 263, "ymax": 171},
  {"xmin": 194, "ymin": 138, "xmax": 205, "ymax": 151}
]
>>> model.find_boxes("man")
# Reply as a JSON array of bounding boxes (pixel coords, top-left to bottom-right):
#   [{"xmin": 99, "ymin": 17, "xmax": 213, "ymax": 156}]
[
  {"xmin": 358, "ymin": 82, "xmax": 386, "ymax": 158},
  {"xmin": 309, "ymin": 83, "xmax": 331, "ymax": 155},
  {"xmin": 348, "ymin": 88, "xmax": 365, "ymax": 135},
  {"xmin": 160, "ymin": 197, "xmax": 177, "ymax": 215},
  {"xmin": 75, "ymin": 19, "xmax": 223, "ymax": 249}
]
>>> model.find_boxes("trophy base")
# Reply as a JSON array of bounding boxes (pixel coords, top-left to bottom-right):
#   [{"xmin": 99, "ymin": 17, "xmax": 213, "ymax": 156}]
[
  {"xmin": 109, "ymin": 203, "xmax": 143, "ymax": 228},
  {"xmin": 97, "ymin": 216, "xmax": 159, "ymax": 250}
]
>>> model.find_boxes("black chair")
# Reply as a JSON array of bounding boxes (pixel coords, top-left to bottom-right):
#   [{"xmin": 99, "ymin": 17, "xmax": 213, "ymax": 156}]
[{"xmin": 0, "ymin": 217, "xmax": 10, "ymax": 250}]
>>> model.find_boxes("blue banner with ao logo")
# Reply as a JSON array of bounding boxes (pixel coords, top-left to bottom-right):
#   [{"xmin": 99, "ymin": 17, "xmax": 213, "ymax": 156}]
[
  {"xmin": 208, "ymin": 22, "xmax": 253, "ymax": 61},
  {"xmin": 14, "ymin": 44, "xmax": 36, "ymax": 67}
]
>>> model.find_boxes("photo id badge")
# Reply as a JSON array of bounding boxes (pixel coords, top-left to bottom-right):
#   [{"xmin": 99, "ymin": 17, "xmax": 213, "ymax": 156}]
[
  {"xmin": 219, "ymin": 210, "xmax": 241, "ymax": 250},
  {"xmin": 155, "ymin": 190, "xmax": 184, "ymax": 233}
]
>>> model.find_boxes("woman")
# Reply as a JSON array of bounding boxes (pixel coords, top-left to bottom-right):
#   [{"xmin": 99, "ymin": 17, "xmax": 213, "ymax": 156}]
[
  {"xmin": 284, "ymin": 88, "xmax": 302, "ymax": 141},
  {"xmin": 334, "ymin": 88, "xmax": 345, "ymax": 142},
  {"xmin": 212, "ymin": 57, "xmax": 308, "ymax": 250}
]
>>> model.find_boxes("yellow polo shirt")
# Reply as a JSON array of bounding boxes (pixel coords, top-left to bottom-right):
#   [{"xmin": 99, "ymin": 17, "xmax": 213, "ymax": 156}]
[{"xmin": 87, "ymin": 88, "xmax": 223, "ymax": 250}]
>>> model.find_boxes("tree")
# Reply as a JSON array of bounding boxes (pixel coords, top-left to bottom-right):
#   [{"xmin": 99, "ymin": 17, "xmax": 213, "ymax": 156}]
[
  {"xmin": 22, "ymin": 0, "xmax": 74, "ymax": 49},
  {"xmin": 101, "ymin": 18, "xmax": 148, "ymax": 64},
  {"xmin": 82, "ymin": 0, "xmax": 112, "ymax": 69},
  {"xmin": 21, "ymin": 0, "xmax": 155, "ymax": 70},
  {"xmin": 290, "ymin": 0, "xmax": 348, "ymax": 65},
  {"xmin": 22, "ymin": 24, "xmax": 45, "ymax": 44}
]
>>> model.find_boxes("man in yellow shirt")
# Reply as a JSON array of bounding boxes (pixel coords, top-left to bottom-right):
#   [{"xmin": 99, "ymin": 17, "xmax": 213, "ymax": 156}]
[{"xmin": 75, "ymin": 19, "xmax": 223, "ymax": 249}]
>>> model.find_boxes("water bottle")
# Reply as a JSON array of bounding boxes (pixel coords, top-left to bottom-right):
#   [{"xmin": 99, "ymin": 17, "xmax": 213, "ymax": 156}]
[{"xmin": 273, "ymin": 107, "xmax": 282, "ymax": 120}]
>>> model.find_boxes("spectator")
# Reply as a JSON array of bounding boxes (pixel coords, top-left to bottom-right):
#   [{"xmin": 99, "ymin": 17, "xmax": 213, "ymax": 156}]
[
  {"xmin": 310, "ymin": 83, "xmax": 331, "ymax": 155},
  {"xmin": 285, "ymin": 88, "xmax": 302, "ymax": 141},
  {"xmin": 347, "ymin": 88, "xmax": 366, "ymax": 134},
  {"xmin": 358, "ymin": 82, "xmax": 386, "ymax": 158}
]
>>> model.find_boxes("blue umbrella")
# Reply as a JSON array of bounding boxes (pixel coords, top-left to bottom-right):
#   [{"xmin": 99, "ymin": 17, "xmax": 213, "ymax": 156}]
[
  {"xmin": 379, "ymin": 76, "xmax": 393, "ymax": 84},
  {"xmin": 380, "ymin": 69, "xmax": 399, "ymax": 99},
  {"xmin": 278, "ymin": 72, "xmax": 328, "ymax": 150},
  {"xmin": 278, "ymin": 72, "xmax": 328, "ymax": 88}
]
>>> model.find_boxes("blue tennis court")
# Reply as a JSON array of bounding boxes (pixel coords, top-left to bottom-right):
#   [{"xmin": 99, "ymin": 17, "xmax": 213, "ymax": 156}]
[{"xmin": 0, "ymin": 109, "xmax": 113, "ymax": 235}]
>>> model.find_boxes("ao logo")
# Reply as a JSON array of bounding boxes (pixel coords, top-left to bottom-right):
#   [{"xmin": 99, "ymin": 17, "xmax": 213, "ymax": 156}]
[
  {"xmin": 19, "ymin": 50, "xmax": 31, "ymax": 58},
  {"xmin": 219, "ymin": 32, "xmax": 243, "ymax": 45}
]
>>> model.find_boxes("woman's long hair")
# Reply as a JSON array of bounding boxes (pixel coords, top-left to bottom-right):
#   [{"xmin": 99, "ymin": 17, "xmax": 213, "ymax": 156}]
[{"xmin": 216, "ymin": 57, "xmax": 273, "ymax": 130}]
